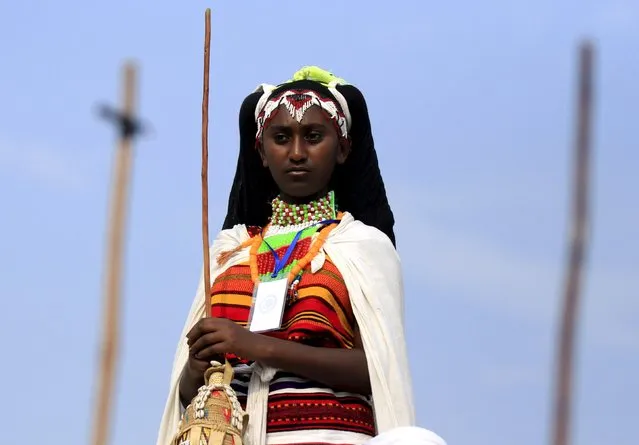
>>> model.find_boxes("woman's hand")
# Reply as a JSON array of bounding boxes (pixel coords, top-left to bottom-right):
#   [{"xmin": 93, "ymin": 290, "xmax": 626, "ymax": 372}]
[
  {"xmin": 181, "ymin": 317, "xmax": 371, "ymax": 401},
  {"xmin": 187, "ymin": 317, "xmax": 260, "ymax": 363},
  {"xmin": 180, "ymin": 317, "xmax": 260, "ymax": 406}
]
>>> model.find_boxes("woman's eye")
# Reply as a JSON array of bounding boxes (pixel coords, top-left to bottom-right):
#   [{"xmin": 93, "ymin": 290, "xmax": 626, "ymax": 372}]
[
  {"xmin": 273, "ymin": 133, "xmax": 289, "ymax": 144},
  {"xmin": 306, "ymin": 132, "xmax": 323, "ymax": 143}
]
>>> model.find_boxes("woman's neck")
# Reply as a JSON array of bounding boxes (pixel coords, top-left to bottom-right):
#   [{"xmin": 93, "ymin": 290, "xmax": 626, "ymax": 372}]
[{"xmin": 270, "ymin": 190, "xmax": 337, "ymax": 227}]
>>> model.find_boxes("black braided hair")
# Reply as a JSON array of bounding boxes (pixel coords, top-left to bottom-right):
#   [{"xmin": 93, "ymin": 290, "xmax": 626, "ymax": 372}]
[{"xmin": 221, "ymin": 80, "xmax": 396, "ymax": 246}]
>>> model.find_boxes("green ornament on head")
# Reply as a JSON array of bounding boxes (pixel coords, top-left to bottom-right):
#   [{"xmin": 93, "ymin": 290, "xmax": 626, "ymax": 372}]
[{"xmin": 285, "ymin": 66, "xmax": 348, "ymax": 87}]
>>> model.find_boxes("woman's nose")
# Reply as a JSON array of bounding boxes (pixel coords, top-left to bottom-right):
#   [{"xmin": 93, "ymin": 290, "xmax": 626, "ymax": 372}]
[{"xmin": 289, "ymin": 137, "xmax": 308, "ymax": 162}]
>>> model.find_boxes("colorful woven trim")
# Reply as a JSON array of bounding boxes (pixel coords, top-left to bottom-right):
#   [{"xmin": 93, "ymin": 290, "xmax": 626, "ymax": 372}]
[{"xmin": 256, "ymin": 226, "xmax": 320, "ymax": 282}]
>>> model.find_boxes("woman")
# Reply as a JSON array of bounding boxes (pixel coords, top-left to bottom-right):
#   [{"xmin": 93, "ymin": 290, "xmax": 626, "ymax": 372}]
[{"xmin": 157, "ymin": 66, "xmax": 445, "ymax": 445}]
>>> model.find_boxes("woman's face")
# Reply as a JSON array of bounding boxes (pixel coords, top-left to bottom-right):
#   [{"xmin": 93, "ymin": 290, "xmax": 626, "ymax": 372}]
[{"xmin": 260, "ymin": 104, "xmax": 349, "ymax": 203}]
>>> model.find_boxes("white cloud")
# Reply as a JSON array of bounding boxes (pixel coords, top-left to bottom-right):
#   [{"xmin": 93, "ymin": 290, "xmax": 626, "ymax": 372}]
[
  {"xmin": 392, "ymin": 184, "xmax": 639, "ymax": 352},
  {"xmin": 0, "ymin": 139, "xmax": 89, "ymax": 189},
  {"xmin": 401, "ymin": 216, "xmax": 562, "ymax": 322}
]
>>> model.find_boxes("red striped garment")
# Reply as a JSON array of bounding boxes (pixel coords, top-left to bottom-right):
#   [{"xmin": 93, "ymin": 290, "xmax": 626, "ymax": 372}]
[{"xmin": 210, "ymin": 239, "xmax": 376, "ymax": 445}]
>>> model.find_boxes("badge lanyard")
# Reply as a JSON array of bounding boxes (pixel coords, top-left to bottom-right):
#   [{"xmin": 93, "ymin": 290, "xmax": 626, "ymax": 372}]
[
  {"xmin": 248, "ymin": 219, "xmax": 339, "ymax": 333},
  {"xmin": 261, "ymin": 219, "xmax": 339, "ymax": 280}
]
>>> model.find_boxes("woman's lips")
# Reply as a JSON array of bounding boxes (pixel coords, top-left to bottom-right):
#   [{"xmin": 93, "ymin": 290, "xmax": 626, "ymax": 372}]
[{"xmin": 286, "ymin": 168, "xmax": 310, "ymax": 177}]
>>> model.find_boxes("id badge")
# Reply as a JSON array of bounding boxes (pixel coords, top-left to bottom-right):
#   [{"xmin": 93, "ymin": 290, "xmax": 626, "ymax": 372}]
[{"xmin": 248, "ymin": 278, "xmax": 288, "ymax": 333}]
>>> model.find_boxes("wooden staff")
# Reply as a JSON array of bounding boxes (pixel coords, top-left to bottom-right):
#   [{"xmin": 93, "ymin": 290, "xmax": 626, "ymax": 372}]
[
  {"xmin": 202, "ymin": 8, "xmax": 212, "ymax": 317},
  {"xmin": 551, "ymin": 41, "xmax": 594, "ymax": 445},
  {"xmin": 91, "ymin": 62, "xmax": 141, "ymax": 445}
]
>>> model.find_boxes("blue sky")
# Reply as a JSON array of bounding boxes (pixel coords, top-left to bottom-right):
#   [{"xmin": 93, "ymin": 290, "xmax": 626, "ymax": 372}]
[{"xmin": 1, "ymin": 1, "xmax": 637, "ymax": 444}]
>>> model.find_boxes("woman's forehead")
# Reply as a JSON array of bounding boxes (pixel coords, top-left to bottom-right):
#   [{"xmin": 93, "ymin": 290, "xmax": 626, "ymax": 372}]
[{"xmin": 267, "ymin": 104, "xmax": 330, "ymax": 127}]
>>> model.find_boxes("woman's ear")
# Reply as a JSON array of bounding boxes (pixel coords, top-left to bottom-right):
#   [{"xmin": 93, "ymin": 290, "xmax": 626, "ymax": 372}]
[{"xmin": 336, "ymin": 137, "xmax": 351, "ymax": 165}]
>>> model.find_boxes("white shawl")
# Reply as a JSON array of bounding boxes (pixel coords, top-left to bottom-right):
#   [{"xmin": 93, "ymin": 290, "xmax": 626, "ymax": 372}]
[{"xmin": 156, "ymin": 213, "xmax": 415, "ymax": 445}]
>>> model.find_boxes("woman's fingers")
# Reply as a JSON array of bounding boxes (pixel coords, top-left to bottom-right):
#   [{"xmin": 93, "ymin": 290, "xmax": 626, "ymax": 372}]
[
  {"xmin": 194, "ymin": 344, "xmax": 227, "ymax": 361},
  {"xmin": 189, "ymin": 331, "xmax": 225, "ymax": 356},
  {"xmin": 188, "ymin": 356, "xmax": 212, "ymax": 374},
  {"xmin": 187, "ymin": 318, "xmax": 225, "ymax": 345},
  {"xmin": 186, "ymin": 320, "xmax": 209, "ymax": 345}
]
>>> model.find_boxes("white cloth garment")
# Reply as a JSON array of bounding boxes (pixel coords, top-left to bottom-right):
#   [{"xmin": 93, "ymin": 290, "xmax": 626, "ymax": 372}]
[
  {"xmin": 156, "ymin": 213, "xmax": 443, "ymax": 445},
  {"xmin": 365, "ymin": 427, "xmax": 447, "ymax": 445}
]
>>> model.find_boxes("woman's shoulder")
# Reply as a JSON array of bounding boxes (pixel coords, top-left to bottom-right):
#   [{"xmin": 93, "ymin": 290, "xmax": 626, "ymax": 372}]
[
  {"xmin": 325, "ymin": 213, "xmax": 401, "ymax": 280},
  {"xmin": 208, "ymin": 224, "xmax": 258, "ymax": 270},
  {"xmin": 332, "ymin": 212, "xmax": 396, "ymax": 251},
  {"xmin": 210, "ymin": 224, "xmax": 259, "ymax": 249}
]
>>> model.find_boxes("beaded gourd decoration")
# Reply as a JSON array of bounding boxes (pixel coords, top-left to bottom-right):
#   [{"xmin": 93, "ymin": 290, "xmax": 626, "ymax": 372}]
[{"xmin": 173, "ymin": 360, "xmax": 248, "ymax": 445}]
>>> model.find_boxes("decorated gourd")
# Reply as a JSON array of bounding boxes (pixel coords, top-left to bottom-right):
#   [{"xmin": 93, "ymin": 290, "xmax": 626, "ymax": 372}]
[{"xmin": 173, "ymin": 360, "xmax": 248, "ymax": 445}]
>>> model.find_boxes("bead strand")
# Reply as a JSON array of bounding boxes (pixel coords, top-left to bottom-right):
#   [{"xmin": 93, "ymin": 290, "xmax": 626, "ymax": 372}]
[{"xmin": 270, "ymin": 191, "xmax": 336, "ymax": 226}]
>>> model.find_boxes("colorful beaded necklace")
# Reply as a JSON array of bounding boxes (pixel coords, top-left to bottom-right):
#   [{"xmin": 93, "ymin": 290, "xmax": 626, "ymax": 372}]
[
  {"xmin": 251, "ymin": 191, "xmax": 339, "ymax": 284},
  {"xmin": 269, "ymin": 191, "xmax": 337, "ymax": 228}
]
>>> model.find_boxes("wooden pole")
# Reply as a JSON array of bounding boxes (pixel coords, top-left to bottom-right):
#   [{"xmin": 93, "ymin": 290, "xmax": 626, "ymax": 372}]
[
  {"xmin": 551, "ymin": 41, "xmax": 594, "ymax": 445},
  {"xmin": 202, "ymin": 9, "xmax": 212, "ymax": 317},
  {"xmin": 91, "ymin": 62, "xmax": 138, "ymax": 445}
]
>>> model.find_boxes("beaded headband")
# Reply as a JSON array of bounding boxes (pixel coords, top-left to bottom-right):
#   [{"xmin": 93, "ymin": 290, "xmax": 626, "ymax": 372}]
[{"xmin": 255, "ymin": 89, "xmax": 349, "ymax": 144}]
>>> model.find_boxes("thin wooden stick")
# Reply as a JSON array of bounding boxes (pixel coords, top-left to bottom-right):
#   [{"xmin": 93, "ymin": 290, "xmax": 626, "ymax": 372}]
[
  {"xmin": 91, "ymin": 62, "xmax": 138, "ymax": 445},
  {"xmin": 551, "ymin": 41, "xmax": 594, "ymax": 445},
  {"xmin": 202, "ymin": 8, "xmax": 212, "ymax": 317}
]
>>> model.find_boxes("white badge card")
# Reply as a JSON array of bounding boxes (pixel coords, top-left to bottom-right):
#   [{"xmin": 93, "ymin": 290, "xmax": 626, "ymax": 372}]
[{"xmin": 248, "ymin": 278, "xmax": 288, "ymax": 333}]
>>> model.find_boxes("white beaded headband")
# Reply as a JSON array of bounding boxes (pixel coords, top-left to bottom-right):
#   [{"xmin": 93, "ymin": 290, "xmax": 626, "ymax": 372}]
[{"xmin": 253, "ymin": 82, "xmax": 352, "ymax": 143}]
